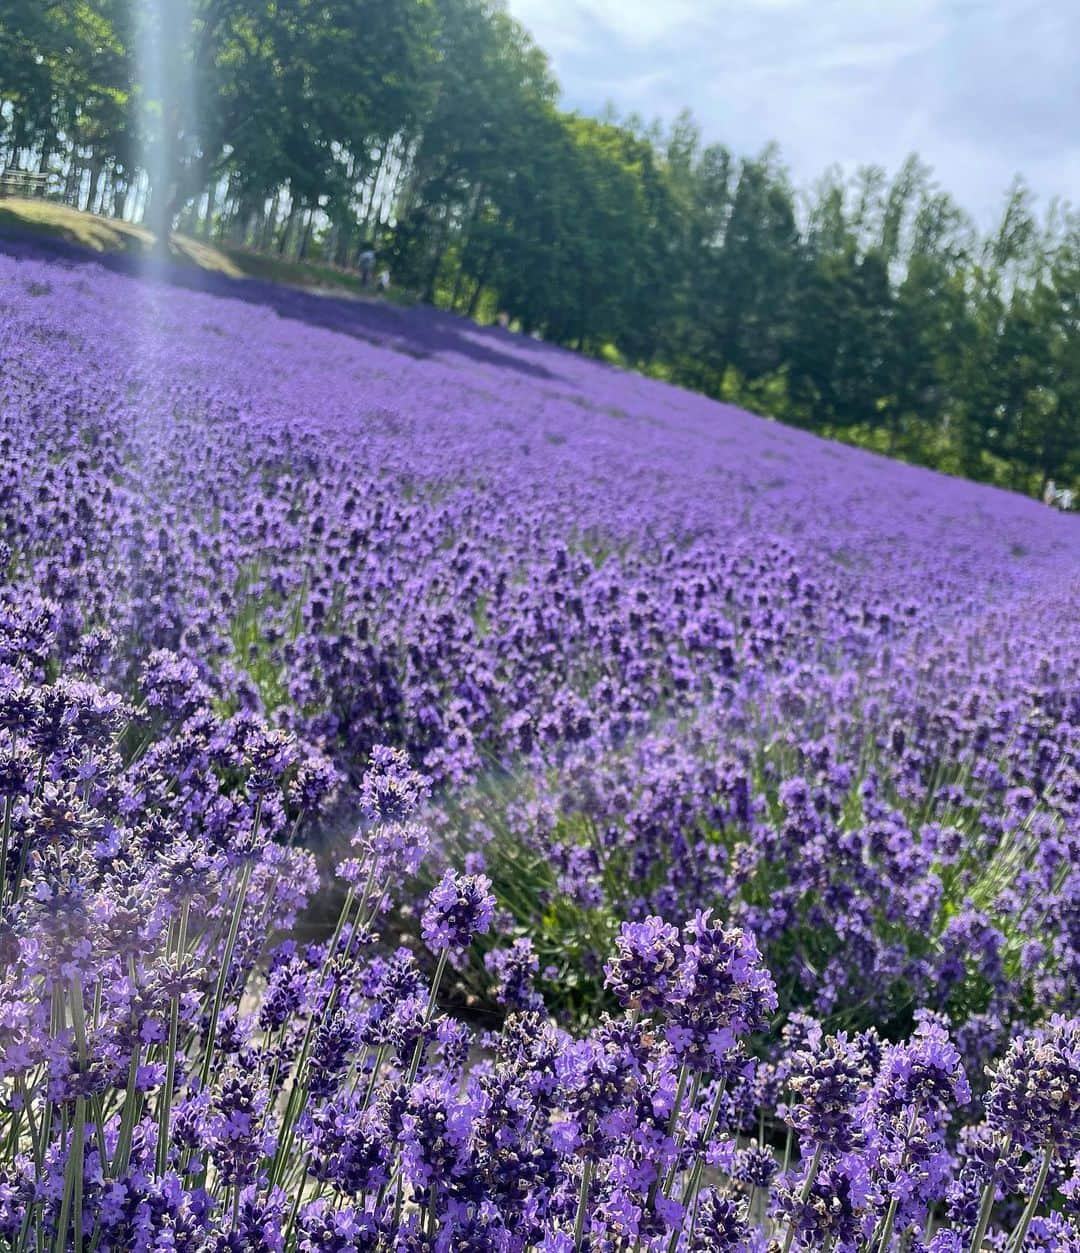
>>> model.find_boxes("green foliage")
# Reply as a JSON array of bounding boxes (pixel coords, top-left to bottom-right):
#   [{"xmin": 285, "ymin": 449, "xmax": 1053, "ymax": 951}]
[
  {"xmin": 431, "ymin": 769, "xmax": 624, "ymax": 1025},
  {"xmin": 437, "ymin": 712, "xmax": 1067, "ymax": 1033},
  {"xmin": 226, "ymin": 561, "xmax": 307, "ymax": 715}
]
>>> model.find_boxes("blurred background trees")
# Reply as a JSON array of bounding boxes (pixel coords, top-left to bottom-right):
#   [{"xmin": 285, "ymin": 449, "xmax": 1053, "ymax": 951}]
[{"xmin": 1, "ymin": 0, "xmax": 1077, "ymax": 497}]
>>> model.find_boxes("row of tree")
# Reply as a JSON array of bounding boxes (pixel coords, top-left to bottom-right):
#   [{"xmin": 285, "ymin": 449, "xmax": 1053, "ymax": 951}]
[{"xmin": 1, "ymin": 0, "xmax": 1077, "ymax": 496}]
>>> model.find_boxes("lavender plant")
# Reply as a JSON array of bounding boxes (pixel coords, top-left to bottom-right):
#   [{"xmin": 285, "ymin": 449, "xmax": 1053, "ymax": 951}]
[
  {"xmin": 0, "ymin": 247, "xmax": 1078, "ymax": 1248},
  {"xmin": 0, "ymin": 612, "xmax": 1077, "ymax": 1249}
]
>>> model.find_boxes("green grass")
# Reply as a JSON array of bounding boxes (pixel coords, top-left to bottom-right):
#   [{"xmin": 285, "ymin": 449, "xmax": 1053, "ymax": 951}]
[
  {"xmin": 218, "ymin": 245, "xmax": 414, "ymax": 305},
  {"xmin": 0, "ymin": 197, "xmax": 414, "ymax": 303},
  {"xmin": 0, "ymin": 197, "xmax": 245, "ymax": 275}
]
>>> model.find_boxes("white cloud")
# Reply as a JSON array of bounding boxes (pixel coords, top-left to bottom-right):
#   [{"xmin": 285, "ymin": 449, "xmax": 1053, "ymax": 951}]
[
  {"xmin": 511, "ymin": 0, "xmax": 709, "ymax": 48},
  {"xmin": 505, "ymin": 0, "xmax": 1080, "ymax": 220}
]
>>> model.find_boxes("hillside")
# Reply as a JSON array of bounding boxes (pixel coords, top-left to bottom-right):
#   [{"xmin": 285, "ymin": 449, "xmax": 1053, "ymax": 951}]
[
  {"xmin": 0, "ymin": 195, "xmax": 391, "ymax": 299},
  {"xmin": 2, "ymin": 222, "xmax": 1079, "ymax": 1252}
]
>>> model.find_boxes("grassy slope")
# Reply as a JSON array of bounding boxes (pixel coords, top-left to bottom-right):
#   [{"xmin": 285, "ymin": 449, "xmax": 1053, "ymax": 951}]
[{"xmin": 0, "ymin": 197, "xmax": 396, "ymax": 301}]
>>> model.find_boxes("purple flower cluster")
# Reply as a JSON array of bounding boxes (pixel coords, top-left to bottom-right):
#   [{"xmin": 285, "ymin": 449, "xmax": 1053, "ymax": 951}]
[
  {"xmin": 0, "ymin": 247, "xmax": 1077, "ymax": 1248},
  {"xmin": 0, "ymin": 252, "xmax": 1078, "ymax": 1040},
  {"xmin": 0, "ymin": 606, "xmax": 1077, "ymax": 1247},
  {"xmin": 421, "ymin": 868, "xmax": 497, "ymax": 954}
]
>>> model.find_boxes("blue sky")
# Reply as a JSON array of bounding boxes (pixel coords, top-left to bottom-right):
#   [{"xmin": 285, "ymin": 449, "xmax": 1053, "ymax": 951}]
[{"xmin": 503, "ymin": 0, "xmax": 1079, "ymax": 228}]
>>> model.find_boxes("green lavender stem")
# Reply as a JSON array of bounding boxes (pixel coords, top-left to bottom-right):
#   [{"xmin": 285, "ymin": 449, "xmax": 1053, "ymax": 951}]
[
  {"xmin": 156, "ymin": 900, "xmax": 189, "ymax": 1177},
  {"xmin": 966, "ymin": 1178, "xmax": 997, "ymax": 1253},
  {"xmin": 0, "ymin": 795, "xmax": 12, "ymax": 914},
  {"xmin": 1006, "ymin": 1143, "xmax": 1054, "ymax": 1253},
  {"xmin": 781, "ymin": 1144, "xmax": 822, "ymax": 1253},
  {"xmin": 200, "ymin": 856, "xmax": 253, "ymax": 1090},
  {"xmin": 574, "ymin": 1154, "xmax": 594, "ymax": 1250},
  {"xmin": 405, "ymin": 947, "xmax": 448, "ymax": 1086}
]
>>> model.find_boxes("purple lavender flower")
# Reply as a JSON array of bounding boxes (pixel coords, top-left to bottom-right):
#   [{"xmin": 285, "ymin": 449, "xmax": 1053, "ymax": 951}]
[
  {"xmin": 986, "ymin": 1015, "xmax": 1080, "ymax": 1158},
  {"xmin": 786, "ymin": 1032, "xmax": 872, "ymax": 1154},
  {"xmin": 688, "ymin": 1190, "xmax": 752, "ymax": 1250},
  {"xmin": 201, "ymin": 1066, "xmax": 273, "ymax": 1194},
  {"xmin": 869, "ymin": 1011, "xmax": 970, "ymax": 1126},
  {"xmin": 288, "ymin": 754, "xmax": 339, "ymax": 815},
  {"xmin": 667, "ymin": 912, "xmax": 777, "ymax": 1071},
  {"xmin": 297, "ymin": 1199, "xmax": 377, "ymax": 1252},
  {"xmin": 604, "ymin": 915, "xmax": 681, "ymax": 1014},
  {"xmin": 485, "ymin": 937, "xmax": 543, "ymax": 1012},
  {"xmin": 421, "ymin": 870, "xmax": 496, "ymax": 954},
  {"xmin": 359, "ymin": 745, "xmax": 429, "ymax": 824}
]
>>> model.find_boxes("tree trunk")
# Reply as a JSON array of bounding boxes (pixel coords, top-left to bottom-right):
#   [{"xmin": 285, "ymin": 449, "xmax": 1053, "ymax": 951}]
[
  {"xmin": 145, "ymin": 177, "xmax": 183, "ymax": 252},
  {"xmin": 261, "ymin": 191, "xmax": 280, "ymax": 251},
  {"xmin": 63, "ymin": 158, "xmax": 82, "ymax": 206},
  {"xmin": 228, "ymin": 194, "xmax": 250, "ymax": 246},
  {"xmin": 201, "ymin": 179, "xmax": 218, "ymax": 238},
  {"xmin": 112, "ymin": 175, "xmax": 128, "ymax": 220},
  {"xmin": 85, "ymin": 158, "xmax": 103, "ymax": 215},
  {"xmin": 424, "ymin": 223, "xmax": 450, "ymax": 304},
  {"xmin": 145, "ymin": 130, "xmax": 216, "ymax": 252},
  {"xmin": 361, "ymin": 145, "xmax": 387, "ymax": 233},
  {"xmin": 298, "ymin": 208, "xmax": 315, "ymax": 260},
  {"xmin": 466, "ymin": 247, "xmax": 497, "ymax": 317},
  {"xmin": 279, "ymin": 203, "xmax": 299, "ymax": 256}
]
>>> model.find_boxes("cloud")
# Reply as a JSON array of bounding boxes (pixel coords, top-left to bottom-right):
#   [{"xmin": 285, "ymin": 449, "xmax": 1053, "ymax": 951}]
[
  {"xmin": 510, "ymin": 0, "xmax": 708, "ymax": 50},
  {"xmin": 505, "ymin": 0, "xmax": 1080, "ymax": 221}
]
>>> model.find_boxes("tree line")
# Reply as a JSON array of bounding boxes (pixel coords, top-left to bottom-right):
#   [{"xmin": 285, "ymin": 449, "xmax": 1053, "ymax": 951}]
[{"xmin": 1, "ymin": 0, "xmax": 1077, "ymax": 497}]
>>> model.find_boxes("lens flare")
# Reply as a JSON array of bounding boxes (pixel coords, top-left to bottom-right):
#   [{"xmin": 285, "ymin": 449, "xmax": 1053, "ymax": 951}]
[{"xmin": 135, "ymin": 0, "xmax": 197, "ymax": 265}]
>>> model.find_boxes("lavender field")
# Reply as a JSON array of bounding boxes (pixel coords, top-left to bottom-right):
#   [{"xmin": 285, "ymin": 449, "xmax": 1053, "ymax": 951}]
[{"xmin": 1, "ymin": 245, "xmax": 1079, "ymax": 1250}]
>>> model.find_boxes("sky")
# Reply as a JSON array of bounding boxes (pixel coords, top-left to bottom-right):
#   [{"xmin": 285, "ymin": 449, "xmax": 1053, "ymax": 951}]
[{"xmin": 503, "ymin": 0, "xmax": 1079, "ymax": 229}]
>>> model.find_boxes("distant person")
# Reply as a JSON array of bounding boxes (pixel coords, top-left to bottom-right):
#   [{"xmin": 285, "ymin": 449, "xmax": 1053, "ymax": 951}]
[
  {"xmin": 496, "ymin": 311, "xmax": 510, "ymax": 329},
  {"xmin": 1044, "ymin": 480, "xmax": 1076, "ymax": 511},
  {"xmin": 377, "ymin": 268, "xmax": 390, "ymax": 292},
  {"xmin": 359, "ymin": 247, "xmax": 376, "ymax": 287}
]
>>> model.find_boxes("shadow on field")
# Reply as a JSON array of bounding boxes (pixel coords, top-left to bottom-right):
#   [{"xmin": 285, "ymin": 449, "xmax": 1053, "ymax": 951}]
[{"xmin": 0, "ymin": 230, "xmax": 560, "ymax": 381}]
